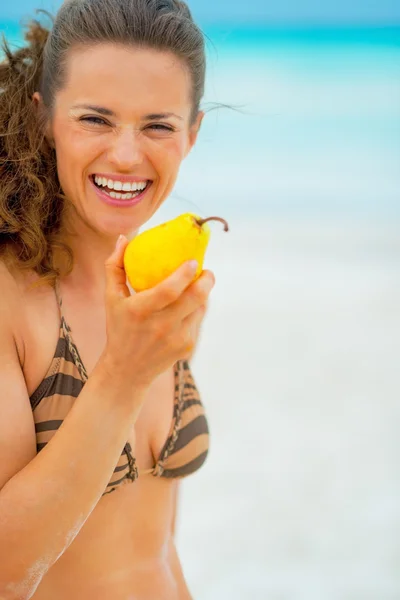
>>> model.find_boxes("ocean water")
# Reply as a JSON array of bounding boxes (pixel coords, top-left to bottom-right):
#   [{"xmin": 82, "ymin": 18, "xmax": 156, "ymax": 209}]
[
  {"xmin": 1, "ymin": 22, "xmax": 399, "ymax": 225},
  {"xmin": 181, "ymin": 25, "xmax": 400, "ymax": 225}
]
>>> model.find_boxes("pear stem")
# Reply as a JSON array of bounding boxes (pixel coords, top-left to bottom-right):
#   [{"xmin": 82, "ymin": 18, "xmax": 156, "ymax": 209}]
[{"xmin": 195, "ymin": 216, "xmax": 229, "ymax": 232}]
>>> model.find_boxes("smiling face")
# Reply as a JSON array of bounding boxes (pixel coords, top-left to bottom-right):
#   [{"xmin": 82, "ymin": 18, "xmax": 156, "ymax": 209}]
[{"xmin": 46, "ymin": 44, "xmax": 203, "ymax": 238}]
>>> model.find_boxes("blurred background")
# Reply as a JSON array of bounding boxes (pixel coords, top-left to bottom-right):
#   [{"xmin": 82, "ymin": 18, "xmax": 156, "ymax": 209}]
[{"xmin": 2, "ymin": 1, "xmax": 400, "ymax": 598}]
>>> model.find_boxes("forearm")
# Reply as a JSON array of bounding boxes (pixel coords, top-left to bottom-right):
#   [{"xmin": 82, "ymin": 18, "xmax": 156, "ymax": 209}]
[{"xmin": 0, "ymin": 363, "xmax": 146, "ymax": 599}]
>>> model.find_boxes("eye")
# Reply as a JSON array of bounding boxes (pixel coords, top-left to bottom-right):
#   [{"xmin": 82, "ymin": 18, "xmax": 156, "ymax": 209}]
[
  {"xmin": 147, "ymin": 123, "xmax": 175, "ymax": 133},
  {"xmin": 80, "ymin": 116, "xmax": 110, "ymax": 127}
]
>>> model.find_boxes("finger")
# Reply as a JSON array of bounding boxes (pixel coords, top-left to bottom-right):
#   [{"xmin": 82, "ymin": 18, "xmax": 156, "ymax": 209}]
[
  {"xmin": 186, "ymin": 302, "xmax": 207, "ymax": 342},
  {"xmin": 134, "ymin": 260, "xmax": 199, "ymax": 313},
  {"xmin": 105, "ymin": 235, "xmax": 131, "ymax": 299},
  {"xmin": 180, "ymin": 304, "xmax": 207, "ymax": 358},
  {"xmin": 162, "ymin": 271, "xmax": 215, "ymax": 321}
]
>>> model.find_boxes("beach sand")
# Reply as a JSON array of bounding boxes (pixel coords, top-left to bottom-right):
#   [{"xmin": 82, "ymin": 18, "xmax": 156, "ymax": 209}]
[{"xmin": 175, "ymin": 216, "xmax": 400, "ymax": 600}]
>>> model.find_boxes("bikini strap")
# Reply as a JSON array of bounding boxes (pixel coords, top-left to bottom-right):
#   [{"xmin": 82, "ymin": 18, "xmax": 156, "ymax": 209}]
[
  {"xmin": 151, "ymin": 359, "xmax": 185, "ymax": 477},
  {"xmin": 54, "ymin": 278, "xmax": 63, "ymax": 315},
  {"xmin": 54, "ymin": 278, "xmax": 89, "ymax": 383}
]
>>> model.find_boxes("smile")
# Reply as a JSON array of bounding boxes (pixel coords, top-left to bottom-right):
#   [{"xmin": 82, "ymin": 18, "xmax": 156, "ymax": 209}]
[
  {"xmin": 91, "ymin": 175, "xmax": 151, "ymax": 200},
  {"xmin": 90, "ymin": 174, "xmax": 153, "ymax": 208}
]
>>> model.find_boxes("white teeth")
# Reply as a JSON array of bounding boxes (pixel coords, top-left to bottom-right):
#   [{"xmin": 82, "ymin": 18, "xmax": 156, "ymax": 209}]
[
  {"xmin": 94, "ymin": 176, "xmax": 148, "ymax": 192},
  {"xmin": 105, "ymin": 190, "xmax": 140, "ymax": 200}
]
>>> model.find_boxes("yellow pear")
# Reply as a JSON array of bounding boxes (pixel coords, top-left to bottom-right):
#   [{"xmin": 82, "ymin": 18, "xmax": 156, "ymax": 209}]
[{"xmin": 124, "ymin": 213, "xmax": 229, "ymax": 292}]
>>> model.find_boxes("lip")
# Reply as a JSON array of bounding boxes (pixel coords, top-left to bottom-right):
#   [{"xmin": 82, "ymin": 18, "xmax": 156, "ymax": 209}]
[{"xmin": 89, "ymin": 176, "xmax": 152, "ymax": 208}]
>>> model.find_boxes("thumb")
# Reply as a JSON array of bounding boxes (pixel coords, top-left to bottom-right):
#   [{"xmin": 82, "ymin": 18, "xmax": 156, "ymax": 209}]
[{"xmin": 105, "ymin": 235, "xmax": 130, "ymax": 299}]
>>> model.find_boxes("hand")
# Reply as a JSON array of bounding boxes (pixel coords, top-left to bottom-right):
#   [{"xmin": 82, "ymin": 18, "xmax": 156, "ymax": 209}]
[{"xmin": 100, "ymin": 235, "xmax": 215, "ymax": 390}]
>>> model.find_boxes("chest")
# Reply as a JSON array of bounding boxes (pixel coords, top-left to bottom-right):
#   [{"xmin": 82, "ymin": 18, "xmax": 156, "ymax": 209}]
[{"xmin": 23, "ymin": 289, "xmax": 176, "ymax": 471}]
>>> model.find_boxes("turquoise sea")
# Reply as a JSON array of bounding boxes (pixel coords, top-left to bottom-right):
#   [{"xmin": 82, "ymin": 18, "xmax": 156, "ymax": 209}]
[{"xmin": 1, "ymin": 22, "xmax": 399, "ymax": 224}]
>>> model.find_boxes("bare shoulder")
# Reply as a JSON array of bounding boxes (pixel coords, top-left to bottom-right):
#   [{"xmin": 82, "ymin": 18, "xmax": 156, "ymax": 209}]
[
  {"xmin": 0, "ymin": 260, "xmax": 37, "ymax": 490},
  {"xmin": 0, "ymin": 261, "xmax": 27, "ymax": 361},
  {"xmin": 0, "ymin": 260, "xmax": 61, "ymax": 396},
  {"xmin": 0, "ymin": 260, "xmax": 48, "ymax": 360}
]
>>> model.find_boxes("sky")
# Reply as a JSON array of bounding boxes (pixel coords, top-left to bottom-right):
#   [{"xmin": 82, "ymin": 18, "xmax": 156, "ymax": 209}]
[{"xmin": 2, "ymin": 0, "xmax": 400, "ymax": 24}]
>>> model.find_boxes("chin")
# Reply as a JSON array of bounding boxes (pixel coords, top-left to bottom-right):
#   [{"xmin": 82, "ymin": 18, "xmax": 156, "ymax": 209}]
[{"xmin": 93, "ymin": 210, "xmax": 148, "ymax": 239}]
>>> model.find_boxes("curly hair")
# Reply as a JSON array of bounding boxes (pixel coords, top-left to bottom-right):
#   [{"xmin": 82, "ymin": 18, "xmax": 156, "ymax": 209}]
[{"xmin": 0, "ymin": 0, "xmax": 206, "ymax": 284}]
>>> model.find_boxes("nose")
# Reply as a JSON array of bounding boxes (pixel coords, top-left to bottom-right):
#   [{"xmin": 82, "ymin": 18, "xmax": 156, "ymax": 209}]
[{"xmin": 107, "ymin": 126, "xmax": 144, "ymax": 171}]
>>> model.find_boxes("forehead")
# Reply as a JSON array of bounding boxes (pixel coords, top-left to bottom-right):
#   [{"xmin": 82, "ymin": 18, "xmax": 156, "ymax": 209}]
[{"xmin": 56, "ymin": 43, "xmax": 192, "ymax": 117}]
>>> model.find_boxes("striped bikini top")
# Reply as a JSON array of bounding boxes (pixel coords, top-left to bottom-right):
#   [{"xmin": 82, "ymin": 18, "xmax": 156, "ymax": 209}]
[{"xmin": 29, "ymin": 289, "xmax": 210, "ymax": 496}]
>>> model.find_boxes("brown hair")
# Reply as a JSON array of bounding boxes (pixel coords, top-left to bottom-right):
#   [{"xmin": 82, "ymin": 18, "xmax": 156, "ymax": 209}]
[{"xmin": 0, "ymin": 0, "xmax": 206, "ymax": 284}]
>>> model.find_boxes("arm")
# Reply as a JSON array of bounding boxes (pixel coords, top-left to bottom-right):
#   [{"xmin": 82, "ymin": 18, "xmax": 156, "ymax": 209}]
[
  {"xmin": 0, "ymin": 241, "xmax": 214, "ymax": 600},
  {"xmin": 0, "ymin": 289, "xmax": 147, "ymax": 599}
]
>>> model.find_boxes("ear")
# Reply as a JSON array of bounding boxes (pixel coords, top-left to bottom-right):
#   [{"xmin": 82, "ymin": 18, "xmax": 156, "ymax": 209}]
[
  {"xmin": 184, "ymin": 110, "xmax": 205, "ymax": 158},
  {"xmin": 32, "ymin": 92, "xmax": 55, "ymax": 148}
]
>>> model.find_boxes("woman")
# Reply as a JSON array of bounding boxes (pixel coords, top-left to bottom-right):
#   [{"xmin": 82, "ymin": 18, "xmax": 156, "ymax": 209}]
[{"xmin": 0, "ymin": 0, "xmax": 216, "ymax": 598}]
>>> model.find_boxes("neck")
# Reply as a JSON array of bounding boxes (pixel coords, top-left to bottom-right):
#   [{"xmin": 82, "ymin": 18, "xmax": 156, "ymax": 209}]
[{"xmin": 58, "ymin": 216, "xmax": 137, "ymax": 295}]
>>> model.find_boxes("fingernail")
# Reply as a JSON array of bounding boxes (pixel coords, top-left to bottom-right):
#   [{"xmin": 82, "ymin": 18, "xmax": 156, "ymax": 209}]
[
  {"xmin": 116, "ymin": 235, "xmax": 124, "ymax": 250},
  {"xmin": 188, "ymin": 260, "xmax": 198, "ymax": 272},
  {"xmin": 203, "ymin": 278, "xmax": 215, "ymax": 292}
]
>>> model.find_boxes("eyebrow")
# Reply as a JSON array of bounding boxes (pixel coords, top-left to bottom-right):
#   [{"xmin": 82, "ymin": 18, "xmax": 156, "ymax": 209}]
[{"xmin": 70, "ymin": 104, "xmax": 183, "ymax": 121}]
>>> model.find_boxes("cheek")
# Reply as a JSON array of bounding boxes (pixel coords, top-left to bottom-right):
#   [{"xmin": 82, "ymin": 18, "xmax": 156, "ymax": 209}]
[
  {"xmin": 148, "ymin": 137, "xmax": 188, "ymax": 176},
  {"xmin": 55, "ymin": 129, "xmax": 105, "ymax": 163},
  {"xmin": 54, "ymin": 130, "xmax": 106, "ymax": 189}
]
